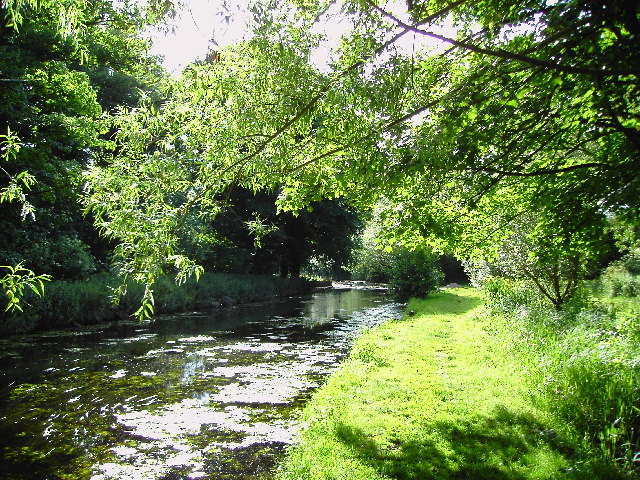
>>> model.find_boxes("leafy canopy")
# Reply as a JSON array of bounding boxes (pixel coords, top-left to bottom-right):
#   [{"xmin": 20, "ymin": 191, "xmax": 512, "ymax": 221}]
[{"xmin": 81, "ymin": 0, "xmax": 639, "ymax": 313}]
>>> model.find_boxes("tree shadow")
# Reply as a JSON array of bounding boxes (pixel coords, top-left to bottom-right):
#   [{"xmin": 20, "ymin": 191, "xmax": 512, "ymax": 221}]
[{"xmin": 333, "ymin": 404, "xmax": 609, "ymax": 480}]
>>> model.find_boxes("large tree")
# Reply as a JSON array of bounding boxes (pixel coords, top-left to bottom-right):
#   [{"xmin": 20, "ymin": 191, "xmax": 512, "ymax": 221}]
[
  {"xmin": 181, "ymin": 187, "xmax": 362, "ymax": 278},
  {"xmin": 82, "ymin": 0, "xmax": 639, "ymax": 313},
  {"xmin": 0, "ymin": 0, "xmax": 169, "ymax": 311}
]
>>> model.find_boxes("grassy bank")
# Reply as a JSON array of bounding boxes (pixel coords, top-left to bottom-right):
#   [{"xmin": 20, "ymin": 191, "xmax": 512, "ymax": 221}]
[
  {"xmin": 0, "ymin": 272, "xmax": 311, "ymax": 336},
  {"xmin": 278, "ymin": 288, "xmax": 625, "ymax": 480}
]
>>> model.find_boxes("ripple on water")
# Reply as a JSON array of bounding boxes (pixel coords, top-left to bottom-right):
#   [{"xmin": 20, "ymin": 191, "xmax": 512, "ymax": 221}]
[{"xmin": 0, "ymin": 288, "xmax": 402, "ymax": 480}]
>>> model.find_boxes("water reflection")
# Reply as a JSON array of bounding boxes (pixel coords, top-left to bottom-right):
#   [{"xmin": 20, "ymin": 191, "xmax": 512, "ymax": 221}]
[{"xmin": 0, "ymin": 286, "xmax": 400, "ymax": 480}]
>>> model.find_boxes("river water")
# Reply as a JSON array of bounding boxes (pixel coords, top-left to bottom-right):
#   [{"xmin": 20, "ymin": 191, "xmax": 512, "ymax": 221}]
[{"xmin": 0, "ymin": 283, "xmax": 401, "ymax": 480}]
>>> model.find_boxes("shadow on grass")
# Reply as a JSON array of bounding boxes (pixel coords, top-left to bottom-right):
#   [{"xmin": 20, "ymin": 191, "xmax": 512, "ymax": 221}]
[{"xmin": 334, "ymin": 405, "xmax": 618, "ymax": 480}]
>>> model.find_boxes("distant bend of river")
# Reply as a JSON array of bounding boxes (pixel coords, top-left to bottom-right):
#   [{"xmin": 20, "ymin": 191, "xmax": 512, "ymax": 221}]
[{"xmin": 0, "ymin": 283, "xmax": 401, "ymax": 480}]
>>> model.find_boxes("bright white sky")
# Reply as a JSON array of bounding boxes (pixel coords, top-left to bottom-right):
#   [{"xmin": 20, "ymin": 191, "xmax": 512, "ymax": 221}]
[
  {"xmin": 147, "ymin": 0, "xmax": 248, "ymax": 75},
  {"xmin": 147, "ymin": 0, "xmax": 451, "ymax": 76}
]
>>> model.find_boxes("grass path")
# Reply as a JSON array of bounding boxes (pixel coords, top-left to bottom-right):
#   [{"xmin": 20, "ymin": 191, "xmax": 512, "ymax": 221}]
[{"xmin": 277, "ymin": 288, "xmax": 598, "ymax": 480}]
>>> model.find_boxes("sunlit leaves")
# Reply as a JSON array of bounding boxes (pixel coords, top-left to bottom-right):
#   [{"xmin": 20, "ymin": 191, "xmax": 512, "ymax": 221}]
[
  {"xmin": 71, "ymin": 0, "xmax": 640, "ymax": 315},
  {"xmin": 0, "ymin": 129, "xmax": 36, "ymax": 220},
  {"xmin": 0, "ymin": 263, "xmax": 52, "ymax": 312}
]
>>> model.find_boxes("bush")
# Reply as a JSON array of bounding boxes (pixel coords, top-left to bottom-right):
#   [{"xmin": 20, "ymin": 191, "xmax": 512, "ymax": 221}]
[
  {"xmin": 482, "ymin": 276, "xmax": 640, "ymax": 475},
  {"xmin": 601, "ymin": 264, "xmax": 639, "ymax": 298},
  {"xmin": 350, "ymin": 242, "xmax": 392, "ymax": 283},
  {"xmin": 388, "ymin": 247, "xmax": 443, "ymax": 302},
  {"xmin": 23, "ymin": 235, "xmax": 98, "ymax": 280},
  {"xmin": 621, "ymin": 248, "xmax": 640, "ymax": 275},
  {"xmin": 0, "ymin": 272, "xmax": 312, "ymax": 335}
]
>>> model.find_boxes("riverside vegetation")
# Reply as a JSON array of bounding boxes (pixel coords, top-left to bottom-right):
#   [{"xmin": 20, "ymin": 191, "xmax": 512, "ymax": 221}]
[
  {"xmin": 278, "ymin": 281, "xmax": 640, "ymax": 480},
  {"xmin": 0, "ymin": 273, "xmax": 311, "ymax": 336},
  {"xmin": 1, "ymin": 1, "xmax": 639, "ymax": 477}
]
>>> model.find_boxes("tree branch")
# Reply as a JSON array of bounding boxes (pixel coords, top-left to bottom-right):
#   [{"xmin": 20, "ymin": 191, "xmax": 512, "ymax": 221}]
[
  {"xmin": 474, "ymin": 162, "xmax": 610, "ymax": 177},
  {"xmin": 364, "ymin": 0, "xmax": 640, "ymax": 77}
]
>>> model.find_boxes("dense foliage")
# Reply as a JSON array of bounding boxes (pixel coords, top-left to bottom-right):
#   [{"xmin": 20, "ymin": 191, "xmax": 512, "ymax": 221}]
[
  {"xmin": 0, "ymin": 0, "xmax": 166, "ymax": 276},
  {"xmin": 0, "ymin": 0, "xmax": 172, "ymax": 314},
  {"xmin": 0, "ymin": 1, "xmax": 364, "ymax": 317},
  {"xmin": 350, "ymin": 208, "xmax": 445, "ymax": 299},
  {"xmin": 483, "ymin": 277, "xmax": 640, "ymax": 475},
  {"xmin": 184, "ymin": 188, "xmax": 362, "ymax": 278},
  {"xmin": 1, "ymin": 0, "xmax": 639, "ymax": 475},
  {"xmin": 2, "ymin": 0, "xmax": 640, "ymax": 315},
  {"xmin": 76, "ymin": 0, "xmax": 639, "ymax": 315}
]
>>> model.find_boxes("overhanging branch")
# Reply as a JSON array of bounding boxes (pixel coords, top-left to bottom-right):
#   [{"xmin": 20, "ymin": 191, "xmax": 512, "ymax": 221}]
[
  {"xmin": 474, "ymin": 162, "xmax": 610, "ymax": 177},
  {"xmin": 365, "ymin": 0, "xmax": 640, "ymax": 77}
]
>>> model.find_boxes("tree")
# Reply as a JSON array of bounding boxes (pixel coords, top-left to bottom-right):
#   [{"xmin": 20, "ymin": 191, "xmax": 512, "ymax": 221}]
[
  {"xmin": 0, "ymin": 0, "xmax": 168, "ymax": 311},
  {"xmin": 181, "ymin": 188, "xmax": 362, "ymax": 278},
  {"xmin": 465, "ymin": 214, "xmax": 595, "ymax": 309},
  {"xmin": 82, "ymin": 0, "xmax": 639, "ymax": 312}
]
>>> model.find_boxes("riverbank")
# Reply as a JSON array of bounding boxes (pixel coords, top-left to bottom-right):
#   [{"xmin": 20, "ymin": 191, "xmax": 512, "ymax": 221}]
[
  {"xmin": 277, "ymin": 288, "xmax": 625, "ymax": 480},
  {"xmin": 0, "ymin": 272, "xmax": 312, "ymax": 336}
]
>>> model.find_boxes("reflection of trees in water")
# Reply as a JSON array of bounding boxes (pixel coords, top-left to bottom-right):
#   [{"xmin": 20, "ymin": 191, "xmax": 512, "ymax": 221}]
[
  {"xmin": 181, "ymin": 354, "xmax": 206, "ymax": 383},
  {"xmin": 304, "ymin": 289, "xmax": 379, "ymax": 327}
]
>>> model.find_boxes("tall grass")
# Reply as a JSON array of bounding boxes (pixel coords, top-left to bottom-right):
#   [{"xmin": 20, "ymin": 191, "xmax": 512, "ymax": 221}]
[
  {"xmin": 482, "ymin": 277, "xmax": 640, "ymax": 476},
  {"xmin": 0, "ymin": 272, "xmax": 311, "ymax": 335}
]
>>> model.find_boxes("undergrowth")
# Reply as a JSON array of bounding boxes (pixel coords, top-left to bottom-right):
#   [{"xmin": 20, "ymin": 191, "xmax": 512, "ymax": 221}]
[
  {"xmin": 483, "ymin": 277, "xmax": 640, "ymax": 477},
  {"xmin": 0, "ymin": 272, "xmax": 310, "ymax": 335}
]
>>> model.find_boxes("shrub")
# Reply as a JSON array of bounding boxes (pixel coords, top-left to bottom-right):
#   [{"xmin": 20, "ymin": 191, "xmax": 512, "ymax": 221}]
[
  {"xmin": 23, "ymin": 235, "xmax": 98, "ymax": 280},
  {"xmin": 388, "ymin": 247, "xmax": 443, "ymax": 302},
  {"xmin": 622, "ymin": 248, "xmax": 640, "ymax": 275},
  {"xmin": 1, "ymin": 272, "xmax": 311, "ymax": 335},
  {"xmin": 482, "ymin": 277, "xmax": 640, "ymax": 474},
  {"xmin": 350, "ymin": 241, "xmax": 392, "ymax": 283},
  {"xmin": 601, "ymin": 264, "xmax": 639, "ymax": 298}
]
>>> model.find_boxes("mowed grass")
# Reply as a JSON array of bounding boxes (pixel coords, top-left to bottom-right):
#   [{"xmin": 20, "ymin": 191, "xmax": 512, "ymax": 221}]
[{"xmin": 278, "ymin": 289, "xmax": 616, "ymax": 480}]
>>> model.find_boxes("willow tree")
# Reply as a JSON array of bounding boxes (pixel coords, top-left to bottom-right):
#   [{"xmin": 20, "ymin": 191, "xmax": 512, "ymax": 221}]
[{"xmin": 84, "ymin": 0, "xmax": 639, "ymax": 314}]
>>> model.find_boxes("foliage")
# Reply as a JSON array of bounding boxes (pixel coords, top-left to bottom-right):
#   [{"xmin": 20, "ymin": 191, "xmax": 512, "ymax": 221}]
[
  {"xmin": 0, "ymin": 0, "xmax": 169, "ymax": 316},
  {"xmin": 0, "ymin": 263, "xmax": 50, "ymax": 313},
  {"xmin": 350, "ymin": 242, "xmax": 392, "ymax": 283},
  {"xmin": 3, "ymin": 0, "xmax": 638, "ymax": 319},
  {"xmin": 350, "ymin": 207, "xmax": 444, "ymax": 297},
  {"xmin": 0, "ymin": 125, "xmax": 51, "ymax": 312},
  {"xmin": 388, "ymin": 246, "xmax": 443, "ymax": 301},
  {"xmin": 82, "ymin": 37, "xmax": 326, "ymax": 304},
  {"xmin": 350, "ymin": 205, "xmax": 393, "ymax": 282},
  {"xmin": 601, "ymin": 264, "xmax": 640, "ymax": 298},
  {"xmin": 0, "ymin": 272, "xmax": 311, "ymax": 335},
  {"xmin": 465, "ymin": 215, "xmax": 597, "ymax": 309},
  {"xmin": 597, "ymin": 248, "xmax": 640, "ymax": 298},
  {"xmin": 482, "ymin": 276, "xmax": 640, "ymax": 475},
  {"xmin": 72, "ymin": 0, "xmax": 639, "ymax": 300},
  {"xmin": 188, "ymin": 188, "xmax": 364, "ymax": 278},
  {"xmin": 0, "ymin": 127, "xmax": 34, "ymax": 220}
]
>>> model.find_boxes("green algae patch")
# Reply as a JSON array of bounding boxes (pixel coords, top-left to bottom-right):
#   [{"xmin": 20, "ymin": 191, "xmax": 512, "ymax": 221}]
[{"xmin": 278, "ymin": 289, "xmax": 615, "ymax": 480}]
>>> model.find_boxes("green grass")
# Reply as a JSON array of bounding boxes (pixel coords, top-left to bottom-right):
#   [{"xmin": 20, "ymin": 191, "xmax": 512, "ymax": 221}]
[{"xmin": 278, "ymin": 289, "xmax": 621, "ymax": 480}]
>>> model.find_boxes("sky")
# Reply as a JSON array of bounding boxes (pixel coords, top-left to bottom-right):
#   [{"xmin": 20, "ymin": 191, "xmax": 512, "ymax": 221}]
[
  {"xmin": 147, "ymin": 0, "xmax": 249, "ymax": 74},
  {"xmin": 147, "ymin": 0, "xmax": 449, "ymax": 76}
]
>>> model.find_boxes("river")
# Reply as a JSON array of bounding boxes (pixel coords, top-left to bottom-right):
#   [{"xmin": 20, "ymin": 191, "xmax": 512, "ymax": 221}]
[{"xmin": 0, "ymin": 283, "xmax": 401, "ymax": 480}]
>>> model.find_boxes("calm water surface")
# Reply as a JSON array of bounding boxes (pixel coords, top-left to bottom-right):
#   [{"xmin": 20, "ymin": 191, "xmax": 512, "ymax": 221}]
[{"xmin": 0, "ymin": 284, "xmax": 400, "ymax": 480}]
